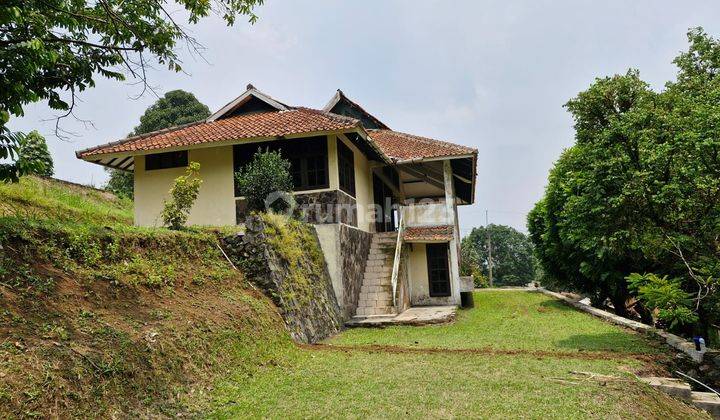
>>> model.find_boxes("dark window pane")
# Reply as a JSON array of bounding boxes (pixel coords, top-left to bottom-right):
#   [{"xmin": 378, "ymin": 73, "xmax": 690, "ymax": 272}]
[
  {"xmin": 145, "ymin": 151, "xmax": 188, "ymax": 171},
  {"xmin": 233, "ymin": 136, "xmax": 329, "ymax": 195},
  {"xmin": 337, "ymin": 140, "xmax": 355, "ymax": 196}
]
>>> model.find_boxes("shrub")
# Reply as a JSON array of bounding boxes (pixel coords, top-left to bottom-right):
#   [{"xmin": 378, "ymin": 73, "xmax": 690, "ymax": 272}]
[
  {"xmin": 626, "ymin": 272, "xmax": 698, "ymax": 330},
  {"xmin": 235, "ymin": 149, "xmax": 294, "ymax": 213},
  {"xmin": 161, "ymin": 162, "xmax": 202, "ymax": 230}
]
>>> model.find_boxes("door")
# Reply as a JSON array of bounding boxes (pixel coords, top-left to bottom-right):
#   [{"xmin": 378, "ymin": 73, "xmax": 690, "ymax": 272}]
[{"xmin": 426, "ymin": 243, "xmax": 451, "ymax": 297}]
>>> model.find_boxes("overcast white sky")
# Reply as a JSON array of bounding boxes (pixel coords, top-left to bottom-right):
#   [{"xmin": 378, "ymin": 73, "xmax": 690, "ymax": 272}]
[{"xmin": 10, "ymin": 1, "xmax": 720, "ymax": 234}]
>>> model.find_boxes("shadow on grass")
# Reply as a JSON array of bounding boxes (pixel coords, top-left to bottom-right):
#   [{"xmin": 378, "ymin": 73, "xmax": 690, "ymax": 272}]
[
  {"xmin": 537, "ymin": 298, "xmax": 578, "ymax": 312},
  {"xmin": 553, "ymin": 332, "xmax": 654, "ymax": 353}
]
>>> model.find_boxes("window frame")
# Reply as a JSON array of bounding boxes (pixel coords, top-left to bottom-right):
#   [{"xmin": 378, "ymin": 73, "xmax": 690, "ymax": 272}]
[
  {"xmin": 233, "ymin": 137, "xmax": 329, "ymax": 196},
  {"xmin": 145, "ymin": 150, "xmax": 188, "ymax": 171},
  {"xmin": 337, "ymin": 139, "xmax": 356, "ymax": 197}
]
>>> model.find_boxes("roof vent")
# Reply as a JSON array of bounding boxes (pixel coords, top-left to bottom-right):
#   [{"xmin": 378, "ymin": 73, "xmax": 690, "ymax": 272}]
[{"xmin": 246, "ymin": 83, "xmax": 255, "ymax": 90}]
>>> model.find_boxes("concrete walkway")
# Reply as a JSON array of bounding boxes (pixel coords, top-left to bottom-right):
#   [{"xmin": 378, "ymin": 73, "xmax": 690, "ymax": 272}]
[{"xmin": 347, "ymin": 306, "xmax": 456, "ymax": 327}]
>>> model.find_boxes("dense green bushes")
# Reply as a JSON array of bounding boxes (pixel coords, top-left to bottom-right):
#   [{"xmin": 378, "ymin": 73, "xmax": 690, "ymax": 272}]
[{"xmin": 529, "ymin": 28, "xmax": 720, "ymax": 338}]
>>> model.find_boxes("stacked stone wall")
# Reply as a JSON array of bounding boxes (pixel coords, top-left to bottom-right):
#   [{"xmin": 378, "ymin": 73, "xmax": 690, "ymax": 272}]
[{"xmin": 221, "ymin": 214, "xmax": 343, "ymax": 343}]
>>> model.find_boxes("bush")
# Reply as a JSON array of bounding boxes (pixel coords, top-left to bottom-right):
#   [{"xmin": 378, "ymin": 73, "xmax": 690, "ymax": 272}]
[
  {"xmin": 626, "ymin": 273, "xmax": 699, "ymax": 330},
  {"xmin": 161, "ymin": 162, "xmax": 202, "ymax": 229},
  {"xmin": 235, "ymin": 149, "xmax": 294, "ymax": 213}
]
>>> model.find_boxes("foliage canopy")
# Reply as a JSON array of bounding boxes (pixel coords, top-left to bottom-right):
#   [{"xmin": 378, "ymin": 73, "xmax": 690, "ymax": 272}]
[
  {"xmin": 461, "ymin": 224, "xmax": 536, "ymax": 287},
  {"xmin": 528, "ymin": 27, "xmax": 720, "ymax": 333},
  {"xmin": 0, "ymin": 0, "xmax": 262, "ymax": 181}
]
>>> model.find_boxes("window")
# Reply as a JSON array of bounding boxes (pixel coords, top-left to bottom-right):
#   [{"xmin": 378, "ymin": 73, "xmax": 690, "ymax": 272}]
[
  {"xmin": 337, "ymin": 140, "xmax": 355, "ymax": 196},
  {"xmin": 233, "ymin": 137, "xmax": 329, "ymax": 195},
  {"xmin": 145, "ymin": 151, "xmax": 188, "ymax": 170}
]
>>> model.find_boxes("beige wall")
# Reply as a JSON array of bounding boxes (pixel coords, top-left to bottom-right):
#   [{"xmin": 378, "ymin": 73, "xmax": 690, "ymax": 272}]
[
  {"xmin": 132, "ymin": 134, "xmax": 377, "ymax": 231},
  {"xmin": 407, "ymin": 242, "xmax": 458, "ymax": 306},
  {"xmin": 134, "ymin": 145, "xmax": 236, "ymax": 227}
]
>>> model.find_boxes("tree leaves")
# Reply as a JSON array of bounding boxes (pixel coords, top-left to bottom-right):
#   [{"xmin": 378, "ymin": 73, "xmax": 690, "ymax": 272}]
[{"xmin": 529, "ymin": 27, "xmax": 720, "ymax": 330}]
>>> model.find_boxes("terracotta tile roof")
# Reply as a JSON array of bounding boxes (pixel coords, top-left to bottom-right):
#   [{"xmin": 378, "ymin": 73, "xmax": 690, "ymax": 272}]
[
  {"xmin": 368, "ymin": 129, "xmax": 477, "ymax": 161},
  {"xmin": 403, "ymin": 225, "xmax": 454, "ymax": 242},
  {"xmin": 76, "ymin": 108, "xmax": 360, "ymax": 158}
]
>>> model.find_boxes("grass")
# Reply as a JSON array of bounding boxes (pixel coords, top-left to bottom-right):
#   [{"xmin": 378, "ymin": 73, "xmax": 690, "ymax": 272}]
[
  {"xmin": 0, "ymin": 176, "xmax": 285, "ymax": 417},
  {"xmin": 0, "ymin": 177, "xmax": 705, "ymax": 418},
  {"xmin": 204, "ymin": 291, "xmax": 705, "ymax": 419},
  {"xmin": 0, "ymin": 176, "xmax": 133, "ymax": 226},
  {"xmin": 329, "ymin": 290, "xmax": 658, "ymax": 353}
]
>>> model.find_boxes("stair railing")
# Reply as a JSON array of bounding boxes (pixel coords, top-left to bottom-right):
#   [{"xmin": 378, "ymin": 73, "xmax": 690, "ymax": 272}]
[{"xmin": 390, "ymin": 206, "xmax": 405, "ymax": 309}]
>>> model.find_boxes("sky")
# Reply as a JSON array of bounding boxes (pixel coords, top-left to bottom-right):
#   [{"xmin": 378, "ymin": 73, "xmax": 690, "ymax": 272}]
[{"xmin": 11, "ymin": 0, "xmax": 720, "ymax": 234}]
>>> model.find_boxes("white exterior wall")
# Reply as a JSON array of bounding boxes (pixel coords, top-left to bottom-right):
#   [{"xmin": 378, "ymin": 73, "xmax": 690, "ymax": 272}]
[{"xmin": 401, "ymin": 202, "xmax": 451, "ymax": 228}]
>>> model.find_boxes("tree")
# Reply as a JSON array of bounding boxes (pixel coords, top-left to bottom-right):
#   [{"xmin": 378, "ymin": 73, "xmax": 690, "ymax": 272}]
[
  {"xmin": 17, "ymin": 130, "xmax": 53, "ymax": 177},
  {"xmin": 461, "ymin": 224, "xmax": 536, "ymax": 287},
  {"xmin": 0, "ymin": 0, "xmax": 263, "ymax": 181},
  {"xmin": 105, "ymin": 90, "xmax": 210, "ymax": 198},
  {"xmin": 529, "ymin": 28, "xmax": 720, "ymax": 333},
  {"xmin": 161, "ymin": 162, "xmax": 202, "ymax": 230},
  {"xmin": 105, "ymin": 169, "xmax": 134, "ymax": 199},
  {"xmin": 235, "ymin": 149, "xmax": 294, "ymax": 213},
  {"xmin": 130, "ymin": 90, "xmax": 211, "ymax": 136},
  {"xmin": 1, "ymin": 129, "xmax": 47, "ymax": 182}
]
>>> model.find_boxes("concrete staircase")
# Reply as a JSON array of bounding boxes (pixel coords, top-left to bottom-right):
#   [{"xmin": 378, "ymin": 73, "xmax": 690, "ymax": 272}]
[{"xmin": 354, "ymin": 232, "xmax": 398, "ymax": 318}]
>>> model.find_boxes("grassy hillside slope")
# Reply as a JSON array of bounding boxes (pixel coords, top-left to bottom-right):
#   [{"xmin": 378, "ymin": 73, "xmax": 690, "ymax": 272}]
[{"xmin": 0, "ymin": 177, "xmax": 294, "ymax": 418}]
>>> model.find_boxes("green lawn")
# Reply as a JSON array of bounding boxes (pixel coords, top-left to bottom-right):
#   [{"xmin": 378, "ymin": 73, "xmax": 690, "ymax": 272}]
[
  {"xmin": 329, "ymin": 291, "xmax": 658, "ymax": 354},
  {"xmin": 203, "ymin": 291, "xmax": 705, "ymax": 419}
]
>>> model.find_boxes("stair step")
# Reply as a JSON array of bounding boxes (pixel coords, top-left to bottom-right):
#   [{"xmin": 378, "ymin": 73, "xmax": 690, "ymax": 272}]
[
  {"xmin": 366, "ymin": 260, "xmax": 391, "ymax": 267},
  {"xmin": 362, "ymin": 277, "xmax": 391, "ymax": 286},
  {"xmin": 355, "ymin": 306, "xmax": 396, "ymax": 316},
  {"xmin": 363, "ymin": 270, "xmax": 392, "ymax": 281},
  {"xmin": 365, "ymin": 267, "xmax": 391, "ymax": 273},
  {"xmin": 360, "ymin": 286, "xmax": 391, "ymax": 295}
]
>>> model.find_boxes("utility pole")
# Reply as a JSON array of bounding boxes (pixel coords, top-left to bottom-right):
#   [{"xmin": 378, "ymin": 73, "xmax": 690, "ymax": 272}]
[{"xmin": 485, "ymin": 209, "xmax": 493, "ymax": 288}]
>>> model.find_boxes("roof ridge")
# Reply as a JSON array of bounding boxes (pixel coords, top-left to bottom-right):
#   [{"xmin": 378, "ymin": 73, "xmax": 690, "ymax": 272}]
[
  {"xmin": 323, "ymin": 90, "xmax": 390, "ymax": 130},
  {"xmin": 296, "ymin": 107, "xmax": 361, "ymax": 125}
]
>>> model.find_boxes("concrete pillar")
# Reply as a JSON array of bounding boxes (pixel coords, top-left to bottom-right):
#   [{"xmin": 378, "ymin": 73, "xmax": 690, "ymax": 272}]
[{"xmin": 443, "ymin": 160, "xmax": 462, "ymax": 304}]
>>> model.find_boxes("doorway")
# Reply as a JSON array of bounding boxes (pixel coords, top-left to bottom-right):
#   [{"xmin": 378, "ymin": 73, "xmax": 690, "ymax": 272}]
[{"xmin": 426, "ymin": 243, "xmax": 450, "ymax": 297}]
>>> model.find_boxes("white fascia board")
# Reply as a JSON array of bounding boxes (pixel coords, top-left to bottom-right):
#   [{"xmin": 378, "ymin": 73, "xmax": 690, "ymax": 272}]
[
  {"xmin": 207, "ymin": 89, "xmax": 288, "ymax": 122},
  {"xmin": 322, "ymin": 91, "xmax": 342, "ymax": 112}
]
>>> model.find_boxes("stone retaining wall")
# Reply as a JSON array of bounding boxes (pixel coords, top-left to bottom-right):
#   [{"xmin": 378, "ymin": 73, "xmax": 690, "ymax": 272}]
[
  {"xmin": 338, "ymin": 224, "xmax": 372, "ymax": 319},
  {"xmin": 221, "ymin": 214, "xmax": 344, "ymax": 343}
]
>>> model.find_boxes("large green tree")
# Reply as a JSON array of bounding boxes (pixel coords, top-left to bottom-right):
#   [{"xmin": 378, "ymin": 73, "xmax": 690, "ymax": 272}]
[
  {"xmin": 105, "ymin": 90, "xmax": 211, "ymax": 198},
  {"xmin": 0, "ymin": 0, "xmax": 263, "ymax": 181},
  {"xmin": 529, "ymin": 28, "xmax": 720, "ymax": 332},
  {"xmin": 130, "ymin": 90, "xmax": 211, "ymax": 136},
  {"xmin": 461, "ymin": 224, "xmax": 536, "ymax": 287}
]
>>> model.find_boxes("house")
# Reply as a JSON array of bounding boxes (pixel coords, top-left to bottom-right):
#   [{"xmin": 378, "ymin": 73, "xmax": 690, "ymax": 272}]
[{"xmin": 76, "ymin": 85, "xmax": 478, "ymax": 321}]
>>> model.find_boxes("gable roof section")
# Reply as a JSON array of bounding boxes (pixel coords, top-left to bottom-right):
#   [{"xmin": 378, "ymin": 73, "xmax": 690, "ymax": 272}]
[
  {"xmin": 368, "ymin": 129, "xmax": 477, "ymax": 162},
  {"xmin": 206, "ymin": 84, "xmax": 290, "ymax": 122},
  {"xmin": 323, "ymin": 90, "xmax": 390, "ymax": 130},
  {"xmin": 77, "ymin": 108, "xmax": 360, "ymax": 158}
]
